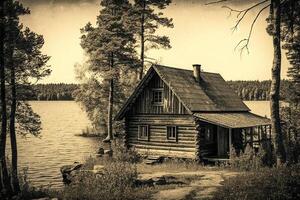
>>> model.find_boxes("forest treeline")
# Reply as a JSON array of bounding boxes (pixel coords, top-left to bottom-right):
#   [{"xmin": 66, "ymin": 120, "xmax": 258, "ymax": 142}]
[
  {"xmin": 29, "ymin": 83, "xmax": 78, "ymax": 100},
  {"xmin": 227, "ymin": 80, "xmax": 291, "ymax": 101},
  {"xmin": 28, "ymin": 80, "xmax": 291, "ymax": 101}
]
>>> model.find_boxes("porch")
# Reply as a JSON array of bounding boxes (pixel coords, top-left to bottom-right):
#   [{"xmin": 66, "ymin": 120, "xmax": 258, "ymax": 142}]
[{"xmin": 194, "ymin": 112, "xmax": 271, "ymax": 161}]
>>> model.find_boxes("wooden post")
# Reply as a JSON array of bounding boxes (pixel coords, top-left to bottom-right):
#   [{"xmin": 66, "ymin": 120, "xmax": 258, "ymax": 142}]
[
  {"xmin": 194, "ymin": 118, "xmax": 201, "ymax": 162},
  {"xmin": 258, "ymin": 126, "xmax": 261, "ymax": 144},
  {"xmin": 250, "ymin": 128, "xmax": 254, "ymax": 147},
  {"xmin": 217, "ymin": 126, "xmax": 220, "ymax": 156},
  {"xmin": 229, "ymin": 128, "xmax": 232, "ymax": 157}
]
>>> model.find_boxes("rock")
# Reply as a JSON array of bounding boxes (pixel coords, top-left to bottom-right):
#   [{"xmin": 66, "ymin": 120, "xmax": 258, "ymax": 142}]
[
  {"xmin": 60, "ymin": 162, "xmax": 82, "ymax": 174},
  {"xmin": 96, "ymin": 153, "xmax": 103, "ymax": 158},
  {"xmin": 134, "ymin": 178, "xmax": 154, "ymax": 187},
  {"xmin": 102, "ymin": 137, "xmax": 111, "ymax": 143},
  {"xmin": 93, "ymin": 165, "xmax": 105, "ymax": 174},
  {"xmin": 104, "ymin": 149, "xmax": 113, "ymax": 156},
  {"xmin": 60, "ymin": 162, "xmax": 83, "ymax": 185},
  {"xmin": 98, "ymin": 147, "xmax": 104, "ymax": 155},
  {"xmin": 153, "ymin": 176, "xmax": 167, "ymax": 185}
]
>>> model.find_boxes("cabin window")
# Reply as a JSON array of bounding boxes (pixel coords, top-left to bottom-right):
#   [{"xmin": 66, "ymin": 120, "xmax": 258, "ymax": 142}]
[
  {"xmin": 152, "ymin": 89, "xmax": 163, "ymax": 105},
  {"xmin": 138, "ymin": 125, "xmax": 149, "ymax": 140},
  {"xmin": 167, "ymin": 126, "xmax": 178, "ymax": 141}
]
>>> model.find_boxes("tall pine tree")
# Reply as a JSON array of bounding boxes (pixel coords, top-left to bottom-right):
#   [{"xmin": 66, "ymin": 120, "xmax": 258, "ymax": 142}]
[{"xmin": 133, "ymin": 0, "xmax": 173, "ymax": 79}]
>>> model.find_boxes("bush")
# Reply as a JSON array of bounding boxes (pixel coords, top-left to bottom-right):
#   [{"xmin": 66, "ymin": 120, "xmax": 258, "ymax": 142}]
[
  {"xmin": 213, "ymin": 164, "xmax": 300, "ymax": 200},
  {"xmin": 228, "ymin": 144, "xmax": 266, "ymax": 171},
  {"xmin": 111, "ymin": 139, "xmax": 141, "ymax": 163},
  {"xmin": 61, "ymin": 162, "xmax": 149, "ymax": 200},
  {"xmin": 281, "ymin": 106, "xmax": 300, "ymax": 164}
]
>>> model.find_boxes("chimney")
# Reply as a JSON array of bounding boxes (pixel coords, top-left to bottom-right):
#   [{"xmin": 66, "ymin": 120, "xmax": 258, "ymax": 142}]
[{"xmin": 193, "ymin": 64, "xmax": 201, "ymax": 82}]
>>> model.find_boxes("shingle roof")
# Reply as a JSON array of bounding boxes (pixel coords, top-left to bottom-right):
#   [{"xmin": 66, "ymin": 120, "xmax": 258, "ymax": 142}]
[
  {"xmin": 153, "ymin": 65, "xmax": 250, "ymax": 112},
  {"xmin": 115, "ymin": 64, "xmax": 250, "ymax": 120},
  {"xmin": 194, "ymin": 112, "xmax": 271, "ymax": 128}
]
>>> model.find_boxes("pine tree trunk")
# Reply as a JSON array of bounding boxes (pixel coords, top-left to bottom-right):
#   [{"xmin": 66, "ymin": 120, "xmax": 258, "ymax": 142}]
[
  {"xmin": 139, "ymin": 0, "xmax": 146, "ymax": 80},
  {"xmin": 106, "ymin": 52, "xmax": 114, "ymax": 142},
  {"xmin": 0, "ymin": 0, "xmax": 12, "ymax": 194},
  {"xmin": 270, "ymin": 0, "xmax": 286, "ymax": 165},
  {"xmin": 9, "ymin": 63, "xmax": 20, "ymax": 193}
]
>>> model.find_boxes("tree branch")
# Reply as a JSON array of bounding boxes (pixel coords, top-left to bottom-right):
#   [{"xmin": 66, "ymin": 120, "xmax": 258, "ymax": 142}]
[
  {"xmin": 222, "ymin": 0, "xmax": 269, "ymax": 33},
  {"xmin": 235, "ymin": 4, "xmax": 270, "ymax": 56},
  {"xmin": 205, "ymin": 0, "xmax": 228, "ymax": 5}
]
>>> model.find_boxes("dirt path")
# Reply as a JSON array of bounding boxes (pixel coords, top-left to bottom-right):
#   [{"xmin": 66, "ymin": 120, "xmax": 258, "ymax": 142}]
[{"xmin": 139, "ymin": 170, "xmax": 238, "ymax": 200}]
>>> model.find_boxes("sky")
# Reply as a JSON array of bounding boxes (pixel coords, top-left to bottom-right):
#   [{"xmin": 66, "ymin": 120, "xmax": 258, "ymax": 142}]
[{"xmin": 19, "ymin": 0, "xmax": 290, "ymax": 83}]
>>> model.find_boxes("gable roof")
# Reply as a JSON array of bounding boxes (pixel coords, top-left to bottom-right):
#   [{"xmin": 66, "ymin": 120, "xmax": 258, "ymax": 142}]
[{"xmin": 115, "ymin": 64, "xmax": 250, "ymax": 120}]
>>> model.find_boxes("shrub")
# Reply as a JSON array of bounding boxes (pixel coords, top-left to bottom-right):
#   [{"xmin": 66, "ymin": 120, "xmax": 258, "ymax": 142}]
[
  {"xmin": 281, "ymin": 106, "xmax": 300, "ymax": 164},
  {"xmin": 111, "ymin": 138, "xmax": 141, "ymax": 163},
  {"xmin": 228, "ymin": 144, "xmax": 266, "ymax": 171},
  {"xmin": 213, "ymin": 164, "xmax": 300, "ymax": 200},
  {"xmin": 61, "ymin": 162, "xmax": 149, "ymax": 200}
]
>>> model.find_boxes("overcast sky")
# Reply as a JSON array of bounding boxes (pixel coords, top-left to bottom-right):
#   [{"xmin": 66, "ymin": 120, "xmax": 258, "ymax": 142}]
[{"xmin": 19, "ymin": 0, "xmax": 290, "ymax": 83}]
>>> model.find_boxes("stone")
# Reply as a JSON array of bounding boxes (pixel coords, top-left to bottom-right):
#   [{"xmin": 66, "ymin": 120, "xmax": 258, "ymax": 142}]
[
  {"xmin": 153, "ymin": 176, "xmax": 167, "ymax": 185},
  {"xmin": 104, "ymin": 149, "xmax": 113, "ymax": 156},
  {"xmin": 97, "ymin": 147, "xmax": 104, "ymax": 155},
  {"xmin": 134, "ymin": 178, "xmax": 154, "ymax": 187},
  {"xmin": 60, "ymin": 162, "xmax": 83, "ymax": 184},
  {"xmin": 93, "ymin": 165, "xmax": 105, "ymax": 174},
  {"xmin": 102, "ymin": 137, "xmax": 111, "ymax": 143}
]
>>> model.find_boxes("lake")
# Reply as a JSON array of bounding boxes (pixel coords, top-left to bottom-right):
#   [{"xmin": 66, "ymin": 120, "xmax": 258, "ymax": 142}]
[
  {"xmin": 8, "ymin": 100, "xmax": 270, "ymax": 188},
  {"xmin": 7, "ymin": 101, "xmax": 100, "ymax": 189}
]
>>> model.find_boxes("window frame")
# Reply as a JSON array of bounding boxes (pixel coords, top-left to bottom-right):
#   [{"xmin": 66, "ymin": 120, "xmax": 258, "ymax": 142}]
[
  {"xmin": 138, "ymin": 125, "xmax": 150, "ymax": 141},
  {"xmin": 166, "ymin": 126, "xmax": 178, "ymax": 142},
  {"xmin": 152, "ymin": 88, "xmax": 164, "ymax": 106}
]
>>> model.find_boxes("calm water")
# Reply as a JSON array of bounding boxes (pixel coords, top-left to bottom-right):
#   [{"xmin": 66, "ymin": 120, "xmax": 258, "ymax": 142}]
[
  {"xmin": 7, "ymin": 101, "xmax": 100, "ymax": 188},
  {"xmin": 7, "ymin": 101, "xmax": 270, "ymax": 188},
  {"xmin": 244, "ymin": 101, "xmax": 270, "ymax": 118}
]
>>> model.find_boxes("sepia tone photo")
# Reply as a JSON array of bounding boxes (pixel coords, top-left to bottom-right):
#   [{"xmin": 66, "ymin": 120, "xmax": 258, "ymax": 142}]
[{"xmin": 0, "ymin": 0, "xmax": 299, "ymax": 199}]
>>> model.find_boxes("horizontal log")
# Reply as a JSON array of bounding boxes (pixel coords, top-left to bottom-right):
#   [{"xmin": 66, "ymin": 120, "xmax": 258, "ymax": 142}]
[
  {"xmin": 133, "ymin": 148, "xmax": 195, "ymax": 159},
  {"xmin": 127, "ymin": 132, "xmax": 196, "ymax": 139},
  {"xmin": 128, "ymin": 139, "xmax": 195, "ymax": 147},
  {"xmin": 129, "ymin": 143, "xmax": 195, "ymax": 152}
]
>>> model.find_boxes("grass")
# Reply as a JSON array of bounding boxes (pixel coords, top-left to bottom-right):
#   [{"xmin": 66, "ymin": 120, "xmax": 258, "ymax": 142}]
[
  {"xmin": 137, "ymin": 157, "xmax": 217, "ymax": 174},
  {"xmin": 75, "ymin": 126, "xmax": 104, "ymax": 138},
  {"xmin": 212, "ymin": 164, "xmax": 300, "ymax": 200},
  {"xmin": 16, "ymin": 141, "xmax": 300, "ymax": 200}
]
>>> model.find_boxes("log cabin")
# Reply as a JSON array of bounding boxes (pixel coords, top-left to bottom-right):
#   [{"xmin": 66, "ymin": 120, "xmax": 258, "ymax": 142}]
[{"xmin": 115, "ymin": 64, "xmax": 271, "ymax": 161}]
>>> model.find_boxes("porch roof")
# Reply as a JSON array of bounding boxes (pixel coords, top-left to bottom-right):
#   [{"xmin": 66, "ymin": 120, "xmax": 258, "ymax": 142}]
[{"xmin": 194, "ymin": 112, "xmax": 271, "ymax": 128}]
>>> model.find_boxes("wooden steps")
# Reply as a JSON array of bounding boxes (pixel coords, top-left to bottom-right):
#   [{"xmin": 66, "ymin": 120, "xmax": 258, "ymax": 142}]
[{"xmin": 144, "ymin": 155, "xmax": 164, "ymax": 165}]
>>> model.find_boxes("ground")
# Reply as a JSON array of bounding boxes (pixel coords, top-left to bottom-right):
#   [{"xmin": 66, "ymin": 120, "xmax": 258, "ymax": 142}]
[{"xmin": 137, "ymin": 163, "xmax": 239, "ymax": 200}]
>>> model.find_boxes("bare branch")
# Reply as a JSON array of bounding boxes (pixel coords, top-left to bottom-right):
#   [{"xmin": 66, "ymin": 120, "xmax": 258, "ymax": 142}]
[
  {"xmin": 205, "ymin": 0, "xmax": 228, "ymax": 5},
  {"xmin": 223, "ymin": 0, "xmax": 270, "ymax": 33},
  {"xmin": 235, "ymin": 4, "xmax": 270, "ymax": 56}
]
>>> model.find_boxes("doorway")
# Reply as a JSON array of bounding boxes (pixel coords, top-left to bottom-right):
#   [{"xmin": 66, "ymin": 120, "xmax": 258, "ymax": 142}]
[{"xmin": 217, "ymin": 127, "xmax": 229, "ymax": 157}]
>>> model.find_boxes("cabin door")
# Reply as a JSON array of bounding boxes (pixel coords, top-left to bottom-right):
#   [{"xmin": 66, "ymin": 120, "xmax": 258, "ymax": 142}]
[{"xmin": 217, "ymin": 127, "xmax": 229, "ymax": 157}]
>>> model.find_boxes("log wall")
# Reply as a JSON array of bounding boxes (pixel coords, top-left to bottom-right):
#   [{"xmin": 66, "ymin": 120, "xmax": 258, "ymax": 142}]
[{"xmin": 125, "ymin": 115, "xmax": 197, "ymax": 158}]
